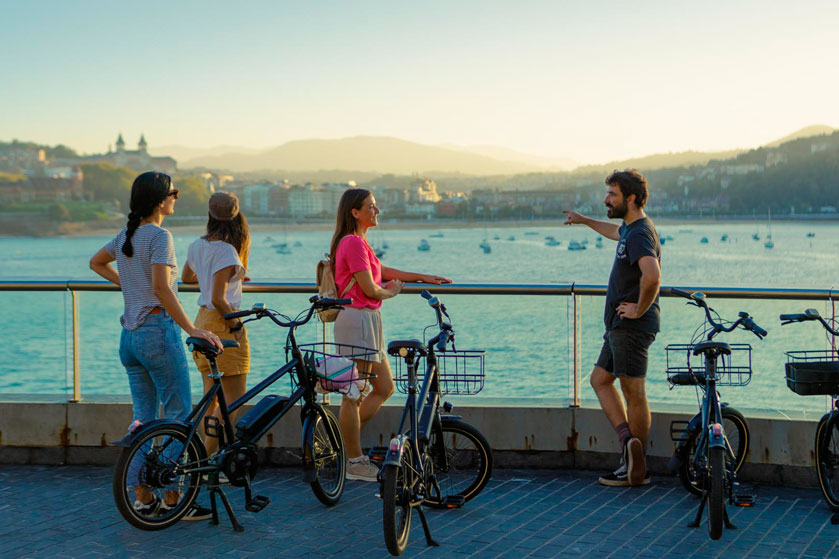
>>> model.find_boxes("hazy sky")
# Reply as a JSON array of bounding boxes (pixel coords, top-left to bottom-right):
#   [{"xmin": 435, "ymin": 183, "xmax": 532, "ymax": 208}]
[{"xmin": 1, "ymin": 1, "xmax": 837, "ymax": 164}]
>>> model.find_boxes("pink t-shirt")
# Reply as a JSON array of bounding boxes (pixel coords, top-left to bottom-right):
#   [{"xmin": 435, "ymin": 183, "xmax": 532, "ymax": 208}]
[{"xmin": 335, "ymin": 235, "xmax": 382, "ymax": 310}]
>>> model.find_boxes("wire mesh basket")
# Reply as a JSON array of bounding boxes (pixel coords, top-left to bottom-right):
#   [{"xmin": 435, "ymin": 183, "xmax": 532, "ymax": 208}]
[
  {"xmin": 292, "ymin": 342, "xmax": 378, "ymax": 397},
  {"xmin": 393, "ymin": 349, "xmax": 486, "ymax": 395},
  {"xmin": 785, "ymin": 350, "xmax": 839, "ymax": 396},
  {"xmin": 665, "ymin": 343, "xmax": 753, "ymax": 387}
]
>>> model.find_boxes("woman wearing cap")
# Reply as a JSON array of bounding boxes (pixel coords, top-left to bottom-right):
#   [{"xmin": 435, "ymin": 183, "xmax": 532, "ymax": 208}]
[
  {"xmin": 182, "ymin": 192, "xmax": 251, "ymax": 455},
  {"xmin": 330, "ymin": 188, "xmax": 451, "ymax": 481},
  {"xmin": 89, "ymin": 171, "xmax": 221, "ymax": 520}
]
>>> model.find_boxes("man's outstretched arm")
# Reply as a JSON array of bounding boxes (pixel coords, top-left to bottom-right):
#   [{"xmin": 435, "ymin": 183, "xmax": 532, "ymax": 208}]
[{"xmin": 563, "ymin": 210, "xmax": 620, "ymax": 240}]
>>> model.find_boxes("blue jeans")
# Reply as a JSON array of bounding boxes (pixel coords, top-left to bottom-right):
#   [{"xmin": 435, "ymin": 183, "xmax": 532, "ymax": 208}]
[{"xmin": 119, "ymin": 311, "xmax": 192, "ymax": 424}]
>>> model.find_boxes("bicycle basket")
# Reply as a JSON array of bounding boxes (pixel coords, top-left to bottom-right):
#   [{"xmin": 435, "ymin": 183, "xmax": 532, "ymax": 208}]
[
  {"xmin": 393, "ymin": 349, "xmax": 485, "ymax": 396},
  {"xmin": 292, "ymin": 342, "xmax": 378, "ymax": 396},
  {"xmin": 665, "ymin": 343, "xmax": 753, "ymax": 387},
  {"xmin": 785, "ymin": 350, "xmax": 839, "ymax": 396}
]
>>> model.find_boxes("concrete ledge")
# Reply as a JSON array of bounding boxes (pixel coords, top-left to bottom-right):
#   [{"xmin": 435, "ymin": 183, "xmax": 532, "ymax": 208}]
[{"xmin": 0, "ymin": 398, "xmax": 825, "ymax": 487}]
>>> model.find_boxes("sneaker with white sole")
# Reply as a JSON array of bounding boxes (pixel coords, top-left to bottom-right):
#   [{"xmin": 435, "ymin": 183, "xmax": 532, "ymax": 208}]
[
  {"xmin": 133, "ymin": 496, "xmax": 160, "ymax": 515},
  {"xmin": 626, "ymin": 437, "xmax": 647, "ymax": 487},
  {"xmin": 181, "ymin": 503, "xmax": 212, "ymax": 521},
  {"xmin": 346, "ymin": 456, "xmax": 379, "ymax": 482},
  {"xmin": 598, "ymin": 461, "xmax": 651, "ymax": 487}
]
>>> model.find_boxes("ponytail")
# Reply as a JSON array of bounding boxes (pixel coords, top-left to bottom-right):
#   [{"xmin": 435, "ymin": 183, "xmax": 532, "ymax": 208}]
[
  {"xmin": 121, "ymin": 171, "xmax": 172, "ymax": 257},
  {"xmin": 122, "ymin": 211, "xmax": 143, "ymax": 257}
]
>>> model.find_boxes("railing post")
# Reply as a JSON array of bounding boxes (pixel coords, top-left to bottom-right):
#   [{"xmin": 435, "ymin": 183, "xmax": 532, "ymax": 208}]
[
  {"xmin": 70, "ymin": 289, "xmax": 81, "ymax": 403},
  {"xmin": 572, "ymin": 293, "xmax": 581, "ymax": 407}
]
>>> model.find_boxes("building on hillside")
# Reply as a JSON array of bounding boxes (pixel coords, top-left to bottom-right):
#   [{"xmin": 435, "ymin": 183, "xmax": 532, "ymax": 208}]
[
  {"xmin": 81, "ymin": 134, "xmax": 177, "ymax": 174},
  {"xmin": 242, "ymin": 183, "xmax": 290, "ymax": 216}
]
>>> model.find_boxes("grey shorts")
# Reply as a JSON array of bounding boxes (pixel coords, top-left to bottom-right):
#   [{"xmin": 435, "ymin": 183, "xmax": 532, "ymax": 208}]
[
  {"xmin": 595, "ymin": 329, "xmax": 656, "ymax": 379},
  {"xmin": 333, "ymin": 307, "xmax": 387, "ymax": 363}
]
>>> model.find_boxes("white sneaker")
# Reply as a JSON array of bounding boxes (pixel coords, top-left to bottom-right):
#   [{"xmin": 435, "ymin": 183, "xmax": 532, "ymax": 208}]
[{"xmin": 346, "ymin": 456, "xmax": 379, "ymax": 482}]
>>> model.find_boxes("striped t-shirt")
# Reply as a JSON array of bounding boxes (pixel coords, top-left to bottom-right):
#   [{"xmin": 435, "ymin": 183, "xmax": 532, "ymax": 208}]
[{"xmin": 105, "ymin": 224, "xmax": 178, "ymax": 330}]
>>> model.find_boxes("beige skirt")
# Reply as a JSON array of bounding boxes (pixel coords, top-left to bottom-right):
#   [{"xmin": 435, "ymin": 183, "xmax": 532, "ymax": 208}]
[
  {"xmin": 192, "ymin": 306, "xmax": 250, "ymax": 376},
  {"xmin": 333, "ymin": 307, "xmax": 387, "ymax": 363}
]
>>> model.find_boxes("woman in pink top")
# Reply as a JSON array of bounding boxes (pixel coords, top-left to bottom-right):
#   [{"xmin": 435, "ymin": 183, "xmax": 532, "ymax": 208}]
[{"xmin": 330, "ymin": 188, "xmax": 451, "ymax": 482}]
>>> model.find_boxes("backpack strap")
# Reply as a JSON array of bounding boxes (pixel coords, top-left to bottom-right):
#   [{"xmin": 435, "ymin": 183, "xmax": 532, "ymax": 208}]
[{"xmin": 340, "ymin": 276, "xmax": 356, "ymax": 297}]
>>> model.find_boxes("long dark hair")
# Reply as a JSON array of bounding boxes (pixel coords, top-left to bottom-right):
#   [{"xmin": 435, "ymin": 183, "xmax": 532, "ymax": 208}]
[
  {"xmin": 206, "ymin": 214, "xmax": 250, "ymax": 269},
  {"xmin": 122, "ymin": 171, "xmax": 171, "ymax": 257},
  {"xmin": 329, "ymin": 188, "xmax": 371, "ymax": 263}
]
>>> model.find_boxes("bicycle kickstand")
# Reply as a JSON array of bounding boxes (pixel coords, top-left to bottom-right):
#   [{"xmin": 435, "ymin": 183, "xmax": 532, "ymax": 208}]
[
  {"xmin": 208, "ymin": 472, "xmax": 244, "ymax": 532},
  {"xmin": 416, "ymin": 507, "xmax": 440, "ymax": 547},
  {"xmin": 723, "ymin": 506, "xmax": 737, "ymax": 530},
  {"xmin": 688, "ymin": 494, "xmax": 707, "ymax": 528}
]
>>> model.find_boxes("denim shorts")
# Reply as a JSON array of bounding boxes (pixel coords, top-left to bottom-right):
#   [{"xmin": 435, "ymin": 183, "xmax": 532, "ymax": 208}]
[{"xmin": 595, "ymin": 328, "xmax": 656, "ymax": 378}]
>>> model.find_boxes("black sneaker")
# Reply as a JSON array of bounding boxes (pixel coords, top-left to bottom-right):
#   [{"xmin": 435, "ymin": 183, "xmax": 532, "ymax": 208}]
[
  {"xmin": 132, "ymin": 495, "xmax": 160, "ymax": 516},
  {"xmin": 626, "ymin": 437, "xmax": 647, "ymax": 487},
  {"xmin": 181, "ymin": 503, "xmax": 212, "ymax": 521},
  {"xmin": 599, "ymin": 463, "xmax": 631, "ymax": 487}
]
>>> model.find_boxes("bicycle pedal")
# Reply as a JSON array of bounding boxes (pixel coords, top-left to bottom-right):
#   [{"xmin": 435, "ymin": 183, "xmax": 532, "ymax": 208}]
[
  {"xmin": 441, "ymin": 495, "xmax": 465, "ymax": 509},
  {"xmin": 732, "ymin": 493, "xmax": 755, "ymax": 507},
  {"xmin": 368, "ymin": 446, "xmax": 388, "ymax": 464},
  {"xmin": 245, "ymin": 495, "xmax": 270, "ymax": 513}
]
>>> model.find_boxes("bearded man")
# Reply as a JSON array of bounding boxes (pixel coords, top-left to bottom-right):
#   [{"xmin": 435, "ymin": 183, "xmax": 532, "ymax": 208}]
[{"xmin": 563, "ymin": 169, "xmax": 662, "ymax": 487}]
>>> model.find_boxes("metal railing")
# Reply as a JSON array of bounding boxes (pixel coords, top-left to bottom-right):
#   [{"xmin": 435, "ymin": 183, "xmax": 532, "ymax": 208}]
[{"xmin": 1, "ymin": 280, "xmax": 837, "ymax": 404}]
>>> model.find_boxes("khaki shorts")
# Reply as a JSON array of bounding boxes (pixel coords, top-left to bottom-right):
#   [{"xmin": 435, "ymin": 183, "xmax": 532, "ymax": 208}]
[
  {"xmin": 333, "ymin": 307, "xmax": 387, "ymax": 363},
  {"xmin": 192, "ymin": 306, "xmax": 250, "ymax": 377}
]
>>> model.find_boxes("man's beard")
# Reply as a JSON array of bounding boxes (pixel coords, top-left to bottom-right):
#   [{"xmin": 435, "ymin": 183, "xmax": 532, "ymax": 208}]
[{"xmin": 606, "ymin": 201, "xmax": 628, "ymax": 219}]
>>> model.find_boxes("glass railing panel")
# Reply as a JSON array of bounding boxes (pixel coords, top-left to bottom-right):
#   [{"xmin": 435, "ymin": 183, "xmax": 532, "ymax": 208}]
[{"xmin": 0, "ymin": 291, "xmax": 69, "ymax": 396}]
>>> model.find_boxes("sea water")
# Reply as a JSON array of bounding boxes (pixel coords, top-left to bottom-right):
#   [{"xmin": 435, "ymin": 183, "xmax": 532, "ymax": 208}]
[{"xmin": 1, "ymin": 220, "xmax": 837, "ymax": 415}]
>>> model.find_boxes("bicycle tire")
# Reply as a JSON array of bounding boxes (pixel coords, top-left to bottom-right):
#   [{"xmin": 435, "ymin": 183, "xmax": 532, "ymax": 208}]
[
  {"xmin": 382, "ymin": 438, "xmax": 413, "ymax": 556},
  {"xmin": 424, "ymin": 418, "xmax": 493, "ymax": 508},
  {"xmin": 708, "ymin": 445, "xmax": 725, "ymax": 540},
  {"xmin": 815, "ymin": 412, "xmax": 839, "ymax": 511},
  {"xmin": 678, "ymin": 407, "xmax": 748, "ymax": 497},
  {"xmin": 113, "ymin": 424, "xmax": 205, "ymax": 531},
  {"xmin": 307, "ymin": 409, "xmax": 346, "ymax": 506}
]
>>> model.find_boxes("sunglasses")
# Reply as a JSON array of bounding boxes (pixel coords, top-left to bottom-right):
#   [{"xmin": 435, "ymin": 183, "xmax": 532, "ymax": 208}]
[{"xmin": 167, "ymin": 189, "xmax": 179, "ymax": 200}]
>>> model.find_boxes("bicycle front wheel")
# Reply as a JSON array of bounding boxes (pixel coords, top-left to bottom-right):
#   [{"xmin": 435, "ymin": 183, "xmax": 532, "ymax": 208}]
[
  {"xmin": 815, "ymin": 412, "xmax": 839, "ymax": 511},
  {"xmin": 424, "ymin": 418, "xmax": 493, "ymax": 508},
  {"xmin": 382, "ymin": 438, "xmax": 413, "ymax": 556},
  {"xmin": 708, "ymin": 445, "xmax": 725, "ymax": 540},
  {"xmin": 113, "ymin": 424, "xmax": 205, "ymax": 531},
  {"xmin": 679, "ymin": 408, "xmax": 748, "ymax": 497},
  {"xmin": 307, "ymin": 409, "xmax": 346, "ymax": 506}
]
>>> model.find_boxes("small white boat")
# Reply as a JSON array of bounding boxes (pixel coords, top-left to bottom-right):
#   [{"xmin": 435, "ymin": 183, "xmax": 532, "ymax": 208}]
[
  {"xmin": 568, "ymin": 240, "xmax": 586, "ymax": 251},
  {"xmin": 700, "ymin": 237, "xmax": 709, "ymax": 244},
  {"xmin": 479, "ymin": 241, "xmax": 492, "ymax": 254},
  {"xmin": 545, "ymin": 236, "xmax": 561, "ymax": 247},
  {"xmin": 418, "ymin": 239, "xmax": 430, "ymax": 252},
  {"xmin": 430, "ymin": 233, "xmax": 444, "ymax": 238}
]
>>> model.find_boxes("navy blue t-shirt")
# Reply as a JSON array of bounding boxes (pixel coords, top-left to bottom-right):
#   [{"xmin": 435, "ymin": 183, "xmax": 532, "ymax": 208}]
[{"xmin": 604, "ymin": 217, "xmax": 661, "ymax": 333}]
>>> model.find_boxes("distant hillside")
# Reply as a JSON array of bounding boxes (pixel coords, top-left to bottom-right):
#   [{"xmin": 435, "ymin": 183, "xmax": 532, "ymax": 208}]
[
  {"xmin": 572, "ymin": 149, "xmax": 746, "ymax": 175},
  {"xmin": 150, "ymin": 145, "xmax": 263, "ymax": 163},
  {"xmin": 763, "ymin": 125, "xmax": 836, "ymax": 148},
  {"xmin": 181, "ymin": 136, "xmax": 544, "ymax": 175},
  {"xmin": 438, "ymin": 143, "xmax": 578, "ymax": 171}
]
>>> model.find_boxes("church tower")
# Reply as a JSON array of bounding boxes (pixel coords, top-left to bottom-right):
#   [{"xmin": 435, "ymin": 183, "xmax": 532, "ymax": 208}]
[
  {"xmin": 116, "ymin": 133, "xmax": 125, "ymax": 153},
  {"xmin": 138, "ymin": 134, "xmax": 147, "ymax": 153}
]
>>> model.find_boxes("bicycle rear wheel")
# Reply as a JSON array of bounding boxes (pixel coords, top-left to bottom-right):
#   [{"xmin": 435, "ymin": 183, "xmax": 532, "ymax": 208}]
[
  {"xmin": 815, "ymin": 412, "xmax": 839, "ymax": 511},
  {"xmin": 307, "ymin": 409, "xmax": 346, "ymax": 506},
  {"xmin": 708, "ymin": 445, "xmax": 725, "ymax": 540},
  {"xmin": 424, "ymin": 418, "xmax": 492, "ymax": 508},
  {"xmin": 382, "ymin": 438, "xmax": 413, "ymax": 556},
  {"xmin": 679, "ymin": 408, "xmax": 748, "ymax": 497},
  {"xmin": 113, "ymin": 424, "xmax": 205, "ymax": 531}
]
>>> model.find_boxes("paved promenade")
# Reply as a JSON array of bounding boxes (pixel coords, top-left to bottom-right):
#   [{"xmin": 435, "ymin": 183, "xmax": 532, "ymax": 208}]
[{"xmin": 1, "ymin": 465, "xmax": 838, "ymax": 559}]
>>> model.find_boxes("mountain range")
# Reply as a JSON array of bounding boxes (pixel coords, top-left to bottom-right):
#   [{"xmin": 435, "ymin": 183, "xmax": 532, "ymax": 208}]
[{"xmin": 153, "ymin": 124, "xmax": 836, "ymax": 177}]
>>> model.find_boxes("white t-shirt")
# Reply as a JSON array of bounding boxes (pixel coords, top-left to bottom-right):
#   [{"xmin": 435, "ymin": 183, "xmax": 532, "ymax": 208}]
[{"xmin": 186, "ymin": 238, "xmax": 246, "ymax": 310}]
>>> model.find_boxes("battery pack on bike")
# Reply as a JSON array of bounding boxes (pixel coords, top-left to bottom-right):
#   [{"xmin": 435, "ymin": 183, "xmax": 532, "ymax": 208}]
[{"xmin": 235, "ymin": 395, "xmax": 291, "ymax": 439}]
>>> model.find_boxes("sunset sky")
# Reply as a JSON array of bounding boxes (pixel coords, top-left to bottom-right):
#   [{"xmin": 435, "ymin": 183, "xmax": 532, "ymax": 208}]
[{"xmin": 1, "ymin": 0, "xmax": 837, "ymax": 164}]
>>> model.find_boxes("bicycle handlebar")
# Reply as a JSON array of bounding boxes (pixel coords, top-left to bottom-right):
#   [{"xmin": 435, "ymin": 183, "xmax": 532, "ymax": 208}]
[
  {"xmin": 421, "ymin": 289, "xmax": 454, "ymax": 351},
  {"xmin": 670, "ymin": 287, "xmax": 766, "ymax": 340},
  {"xmin": 779, "ymin": 309, "xmax": 839, "ymax": 336},
  {"xmin": 223, "ymin": 296, "xmax": 353, "ymax": 329}
]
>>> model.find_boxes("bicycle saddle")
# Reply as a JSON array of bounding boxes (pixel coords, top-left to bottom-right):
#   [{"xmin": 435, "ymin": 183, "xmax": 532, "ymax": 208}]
[
  {"xmin": 186, "ymin": 337, "xmax": 239, "ymax": 357},
  {"xmin": 692, "ymin": 341, "xmax": 731, "ymax": 356},
  {"xmin": 387, "ymin": 339, "xmax": 427, "ymax": 357}
]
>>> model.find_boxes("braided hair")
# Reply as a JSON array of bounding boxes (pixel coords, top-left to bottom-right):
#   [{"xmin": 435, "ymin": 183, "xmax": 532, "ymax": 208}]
[{"xmin": 122, "ymin": 171, "xmax": 172, "ymax": 257}]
